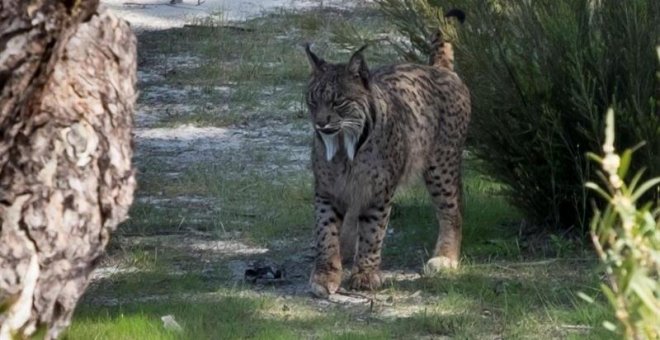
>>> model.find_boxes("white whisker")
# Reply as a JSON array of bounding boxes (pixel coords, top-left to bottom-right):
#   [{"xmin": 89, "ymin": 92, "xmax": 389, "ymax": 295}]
[
  {"xmin": 320, "ymin": 133, "xmax": 339, "ymax": 161},
  {"xmin": 343, "ymin": 132, "xmax": 358, "ymax": 161}
]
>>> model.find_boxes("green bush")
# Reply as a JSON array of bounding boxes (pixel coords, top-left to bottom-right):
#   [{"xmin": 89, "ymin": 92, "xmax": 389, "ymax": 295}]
[
  {"xmin": 366, "ymin": 0, "xmax": 659, "ymax": 230},
  {"xmin": 585, "ymin": 108, "xmax": 660, "ymax": 338}
]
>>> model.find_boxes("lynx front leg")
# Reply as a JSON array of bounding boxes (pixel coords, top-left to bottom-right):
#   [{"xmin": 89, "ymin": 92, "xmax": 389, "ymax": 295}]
[
  {"xmin": 310, "ymin": 195, "xmax": 344, "ymax": 298},
  {"xmin": 424, "ymin": 147, "xmax": 463, "ymax": 273},
  {"xmin": 349, "ymin": 202, "xmax": 392, "ymax": 291}
]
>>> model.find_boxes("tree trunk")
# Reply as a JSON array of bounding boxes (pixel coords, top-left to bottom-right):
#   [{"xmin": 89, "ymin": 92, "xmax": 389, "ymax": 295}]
[{"xmin": 0, "ymin": 1, "xmax": 137, "ymax": 339}]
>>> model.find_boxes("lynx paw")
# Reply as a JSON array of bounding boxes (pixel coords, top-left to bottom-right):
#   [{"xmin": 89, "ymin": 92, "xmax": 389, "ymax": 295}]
[
  {"xmin": 349, "ymin": 270, "xmax": 382, "ymax": 291},
  {"xmin": 309, "ymin": 268, "xmax": 342, "ymax": 298},
  {"xmin": 424, "ymin": 256, "xmax": 458, "ymax": 275}
]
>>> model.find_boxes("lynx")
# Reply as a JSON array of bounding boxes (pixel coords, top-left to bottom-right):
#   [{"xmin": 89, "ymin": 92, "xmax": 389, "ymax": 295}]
[{"xmin": 305, "ymin": 14, "xmax": 470, "ymax": 297}]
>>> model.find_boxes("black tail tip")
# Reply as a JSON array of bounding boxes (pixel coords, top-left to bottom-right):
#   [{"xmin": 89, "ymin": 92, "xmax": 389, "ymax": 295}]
[{"xmin": 444, "ymin": 9, "xmax": 466, "ymax": 24}]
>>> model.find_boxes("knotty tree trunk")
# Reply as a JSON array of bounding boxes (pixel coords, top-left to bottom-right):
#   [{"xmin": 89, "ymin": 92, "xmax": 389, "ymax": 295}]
[{"xmin": 0, "ymin": 1, "xmax": 137, "ymax": 338}]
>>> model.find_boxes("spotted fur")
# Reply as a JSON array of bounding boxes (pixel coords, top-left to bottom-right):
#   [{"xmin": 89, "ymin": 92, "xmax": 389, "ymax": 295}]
[{"xmin": 305, "ymin": 23, "xmax": 470, "ymax": 297}]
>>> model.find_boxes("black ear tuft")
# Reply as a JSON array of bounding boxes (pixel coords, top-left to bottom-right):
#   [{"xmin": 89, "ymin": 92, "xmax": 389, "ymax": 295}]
[
  {"xmin": 305, "ymin": 43, "xmax": 325, "ymax": 72},
  {"xmin": 347, "ymin": 44, "xmax": 370, "ymax": 88},
  {"xmin": 445, "ymin": 9, "xmax": 466, "ymax": 24},
  {"xmin": 353, "ymin": 44, "xmax": 368, "ymax": 55}
]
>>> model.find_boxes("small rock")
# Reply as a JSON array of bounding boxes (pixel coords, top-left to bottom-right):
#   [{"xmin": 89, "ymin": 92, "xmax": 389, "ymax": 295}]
[{"xmin": 161, "ymin": 315, "xmax": 183, "ymax": 332}]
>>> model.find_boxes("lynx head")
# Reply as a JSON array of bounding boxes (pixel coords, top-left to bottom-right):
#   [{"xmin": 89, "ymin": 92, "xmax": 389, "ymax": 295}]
[{"xmin": 304, "ymin": 44, "xmax": 372, "ymax": 161}]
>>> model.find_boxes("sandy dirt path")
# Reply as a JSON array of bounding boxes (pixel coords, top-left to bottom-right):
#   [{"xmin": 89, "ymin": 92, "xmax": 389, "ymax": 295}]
[{"xmin": 102, "ymin": 0, "xmax": 368, "ymax": 30}]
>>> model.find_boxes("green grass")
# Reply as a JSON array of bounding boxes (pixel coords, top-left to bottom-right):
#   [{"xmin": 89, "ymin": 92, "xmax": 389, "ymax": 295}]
[
  {"xmin": 67, "ymin": 6, "xmax": 616, "ymax": 340},
  {"xmin": 68, "ymin": 294, "xmax": 393, "ymax": 340},
  {"xmin": 68, "ymin": 261, "xmax": 612, "ymax": 339},
  {"xmin": 130, "ymin": 162, "xmax": 314, "ymax": 241},
  {"xmin": 137, "ymin": 11, "xmax": 318, "ymax": 124}
]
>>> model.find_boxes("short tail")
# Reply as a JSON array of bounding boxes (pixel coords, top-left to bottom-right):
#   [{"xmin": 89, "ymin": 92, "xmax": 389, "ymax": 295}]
[{"xmin": 428, "ymin": 9, "xmax": 465, "ymax": 71}]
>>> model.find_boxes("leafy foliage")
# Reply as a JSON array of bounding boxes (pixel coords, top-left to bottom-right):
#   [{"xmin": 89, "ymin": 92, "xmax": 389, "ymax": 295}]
[
  {"xmin": 361, "ymin": 0, "xmax": 660, "ymax": 230},
  {"xmin": 585, "ymin": 108, "xmax": 660, "ymax": 339}
]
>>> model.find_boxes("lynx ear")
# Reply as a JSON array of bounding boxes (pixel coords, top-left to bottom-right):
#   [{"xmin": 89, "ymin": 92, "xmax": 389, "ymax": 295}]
[
  {"xmin": 347, "ymin": 45, "xmax": 369, "ymax": 87},
  {"xmin": 305, "ymin": 43, "xmax": 325, "ymax": 72}
]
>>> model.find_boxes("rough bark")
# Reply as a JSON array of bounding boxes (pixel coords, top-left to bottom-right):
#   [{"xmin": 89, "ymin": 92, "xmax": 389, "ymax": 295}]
[{"xmin": 0, "ymin": 1, "xmax": 137, "ymax": 339}]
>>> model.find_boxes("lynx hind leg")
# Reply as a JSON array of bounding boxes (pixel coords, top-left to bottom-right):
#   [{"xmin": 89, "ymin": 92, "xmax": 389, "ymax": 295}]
[
  {"xmin": 423, "ymin": 147, "xmax": 463, "ymax": 274},
  {"xmin": 349, "ymin": 202, "xmax": 392, "ymax": 291},
  {"xmin": 310, "ymin": 196, "xmax": 344, "ymax": 298}
]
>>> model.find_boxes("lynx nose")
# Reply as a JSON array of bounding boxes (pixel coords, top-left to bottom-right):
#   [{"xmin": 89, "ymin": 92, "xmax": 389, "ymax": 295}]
[{"xmin": 315, "ymin": 124, "xmax": 339, "ymax": 135}]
